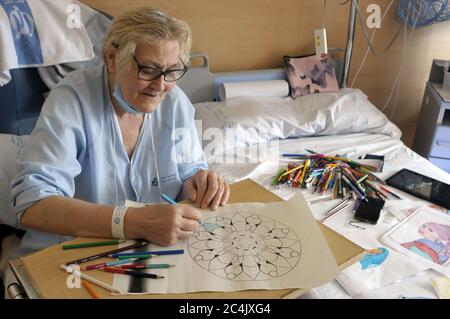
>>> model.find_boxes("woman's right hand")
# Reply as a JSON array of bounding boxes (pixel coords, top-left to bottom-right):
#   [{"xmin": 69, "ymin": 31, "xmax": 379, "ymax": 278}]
[{"xmin": 124, "ymin": 204, "xmax": 202, "ymax": 246}]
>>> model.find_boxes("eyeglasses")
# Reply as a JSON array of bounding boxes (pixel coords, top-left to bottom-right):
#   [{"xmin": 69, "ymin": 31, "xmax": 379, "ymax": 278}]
[{"xmin": 133, "ymin": 55, "xmax": 188, "ymax": 82}]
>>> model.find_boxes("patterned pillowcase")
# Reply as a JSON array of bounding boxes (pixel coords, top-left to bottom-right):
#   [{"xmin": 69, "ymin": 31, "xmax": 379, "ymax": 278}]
[{"xmin": 283, "ymin": 54, "xmax": 339, "ymax": 99}]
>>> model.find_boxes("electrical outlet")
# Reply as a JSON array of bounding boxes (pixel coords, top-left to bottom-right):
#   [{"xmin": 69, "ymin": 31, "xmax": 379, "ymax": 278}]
[{"xmin": 314, "ymin": 28, "xmax": 328, "ymax": 60}]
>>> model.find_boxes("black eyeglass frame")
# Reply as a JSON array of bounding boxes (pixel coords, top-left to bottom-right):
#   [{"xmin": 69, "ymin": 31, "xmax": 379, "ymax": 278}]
[{"xmin": 132, "ymin": 55, "xmax": 188, "ymax": 82}]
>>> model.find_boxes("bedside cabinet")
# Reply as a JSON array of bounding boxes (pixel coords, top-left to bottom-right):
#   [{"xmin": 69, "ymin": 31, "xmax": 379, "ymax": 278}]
[{"xmin": 412, "ymin": 82, "xmax": 450, "ymax": 173}]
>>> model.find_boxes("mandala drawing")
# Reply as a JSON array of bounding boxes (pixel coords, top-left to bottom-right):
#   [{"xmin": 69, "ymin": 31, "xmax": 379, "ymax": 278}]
[{"xmin": 187, "ymin": 212, "xmax": 302, "ymax": 281}]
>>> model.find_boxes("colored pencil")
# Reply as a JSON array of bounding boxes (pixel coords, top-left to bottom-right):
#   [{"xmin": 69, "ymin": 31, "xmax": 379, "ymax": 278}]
[
  {"xmin": 161, "ymin": 193, "xmax": 205, "ymax": 226},
  {"xmin": 279, "ymin": 164, "xmax": 304, "ymax": 178},
  {"xmin": 357, "ymin": 174, "xmax": 369, "ymax": 184},
  {"xmin": 111, "ymin": 249, "xmax": 184, "ymax": 258},
  {"xmin": 379, "ymin": 185, "xmax": 403, "ymax": 200},
  {"xmin": 60, "ymin": 264, "xmax": 121, "ymax": 293},
  {"xmin": 342, "ymin": 175, "xmax": 367, "ymax": 201},
  {"xmin": 359, "ymin": 166, "xmax": 386, "ymax": 184},
  {"xmin": 273, "ymin": 154, "xmax": 388, "ymax": 203},
  {"xmin": 83, "ymin": 258, "xmax": 138, "ymax": 271},
  {"xmin": 62, "ymin": 239, "xmax": 126, "ymax": 250},
  {"xmin": 118, "ymin": 263, "xmax": 175, "ymax": 269},
  {"xmin": 102, "ymin": 267, "xmax": 164, "ymax": 279},
  {"xmin": 116, "ymin": 254, "xmax": 157, "ymax": 260},
  {"xmin": 272, "ymin": 167, "xmax": 286, "ymax": 186},
  {"xmin": 65, "ymin": 240, "xmax": 148, "ymax": 266},
  {"xmin": 82, "ymin": 280, "xmax": 101, "ymax": 299},
  {"xmin": 161, "ymin": 193, "xmax": 177, "ymax": 205},
  {"xmin": 298, "ymin": 159, "xmax": 310, "ymax": 187}
]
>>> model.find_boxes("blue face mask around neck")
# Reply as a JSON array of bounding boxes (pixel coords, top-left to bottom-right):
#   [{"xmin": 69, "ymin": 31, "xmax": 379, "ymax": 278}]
[{"xmin": 112, "ymin": 83, "xmax": 145, "ymax": 115}]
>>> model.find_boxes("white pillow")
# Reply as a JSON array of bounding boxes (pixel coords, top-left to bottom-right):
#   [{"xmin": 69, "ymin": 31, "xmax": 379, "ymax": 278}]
[
  {"xmin": 0, "ymin": 134, "xmax": 29, "ymax": 227},
  {"xmin": 194, "ymin": 88, "xmax": 401, "ymax": 154}
]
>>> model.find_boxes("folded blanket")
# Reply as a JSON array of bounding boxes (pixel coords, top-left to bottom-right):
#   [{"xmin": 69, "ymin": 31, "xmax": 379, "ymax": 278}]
[
  {"xmin": 37, "ymin": 3, "xmax": 112, "ymax": 89},
  {"xmin": 0, "ymin": 0, "xmax": 94, "ymax": 86}
]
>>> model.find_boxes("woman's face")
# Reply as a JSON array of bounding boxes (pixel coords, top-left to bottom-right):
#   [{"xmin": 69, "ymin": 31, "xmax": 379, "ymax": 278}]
[
  {"xmin": 419, "ymin": 224, "xmax": 439, "ymax": 241},
  {"xmin": 117, "ymin": 40, "xmax": 182, "ymax": 113}
]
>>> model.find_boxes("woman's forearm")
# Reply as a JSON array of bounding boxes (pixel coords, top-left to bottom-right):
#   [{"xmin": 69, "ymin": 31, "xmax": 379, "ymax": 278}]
[{"xmin": 20, "ymin": 196, "xmax": 114, "ymax": 238}]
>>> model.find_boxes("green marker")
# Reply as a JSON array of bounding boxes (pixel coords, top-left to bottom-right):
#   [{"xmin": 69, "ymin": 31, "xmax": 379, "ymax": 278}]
[
  {"xmin": 62, "ymin": 239, "xmax": 126, "ymax": 250},
  {"xmin": 119, "ymin": 263, "xmax": 175, "ymax": 269}
]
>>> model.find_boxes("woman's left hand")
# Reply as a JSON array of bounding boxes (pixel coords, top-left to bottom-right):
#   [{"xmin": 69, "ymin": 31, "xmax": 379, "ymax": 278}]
[{"xmin": 182, "ymin": 169, "xmax": 230, "ymax": 211}]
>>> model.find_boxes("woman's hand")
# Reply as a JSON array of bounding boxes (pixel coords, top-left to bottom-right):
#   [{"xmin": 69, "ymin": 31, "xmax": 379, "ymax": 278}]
[
  {"xmin": 182, "ymin": 169, "xmax": 230, "ymax": 211},
  {"xmin": 124, "ymin": 204, "xmax": 202, "ymax": 246}
]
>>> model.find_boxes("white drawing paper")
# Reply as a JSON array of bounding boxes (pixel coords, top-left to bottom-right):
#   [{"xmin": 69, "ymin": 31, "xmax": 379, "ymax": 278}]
[
  {"xmin": 382, "ymin": 205, "xmax": 450, "ymax": 276},
  {"xmin": 113, "ymin": 193, "xmax": 339, "ymax": 294}
]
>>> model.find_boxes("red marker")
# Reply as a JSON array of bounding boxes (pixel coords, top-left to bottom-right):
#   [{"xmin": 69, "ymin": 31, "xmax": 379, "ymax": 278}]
[{"xmin": 83, "ymin": 258, "xmax": 138, "ymax": 270}]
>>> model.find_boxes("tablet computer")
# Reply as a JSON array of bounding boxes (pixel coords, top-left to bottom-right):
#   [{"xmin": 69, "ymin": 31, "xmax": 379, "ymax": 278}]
[{"xmin": 385, "ymin": 168, "xmax": 450, "ymax": 209}]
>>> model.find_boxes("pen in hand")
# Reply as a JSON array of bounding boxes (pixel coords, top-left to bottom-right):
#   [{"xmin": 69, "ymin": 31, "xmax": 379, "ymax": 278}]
[
  {"xmin": 161, "ymin": 193, "xmax": 177, "ymax": 205},
  {"xmin": 160, "ymin": 194, "xmax": 205, "ymax": 227}
]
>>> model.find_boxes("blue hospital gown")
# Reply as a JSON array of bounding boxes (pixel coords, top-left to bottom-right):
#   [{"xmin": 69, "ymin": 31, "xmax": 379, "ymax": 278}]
[{"xmin": 9, "ymin": 65, "xmax": 207, "ymax": 255}]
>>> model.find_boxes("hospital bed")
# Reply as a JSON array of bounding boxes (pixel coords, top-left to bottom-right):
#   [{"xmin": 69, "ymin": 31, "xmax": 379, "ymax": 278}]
[
  {"xmin": 182, "ymin": 56, "xmax": 450, "ymax": 299},
  {"xmin": 2, "ymin": 51, "xmax": 449, "ymax": 298},
  {"xmin": 1, "ymin": 4, "xmax": 449, "ymax": 300}
]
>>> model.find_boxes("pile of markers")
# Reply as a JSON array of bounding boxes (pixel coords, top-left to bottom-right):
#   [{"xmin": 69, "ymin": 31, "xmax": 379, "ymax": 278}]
[
  {"xmin": 272, "ymin": 152, "xmax": 400, "ymax": 201},
  {"xmin": 60, "ymin": 240, "xmax": 185, "ymax": 297},
  {"xmin": 62, "ymin": 240, "xmax": 182, "ymax": 279}
]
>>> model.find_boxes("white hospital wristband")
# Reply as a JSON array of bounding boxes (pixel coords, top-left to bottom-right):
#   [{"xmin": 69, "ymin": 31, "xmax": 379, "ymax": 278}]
[{"xmin": 111, "ymin": 206, "xmax": 129, "ymax": 239}]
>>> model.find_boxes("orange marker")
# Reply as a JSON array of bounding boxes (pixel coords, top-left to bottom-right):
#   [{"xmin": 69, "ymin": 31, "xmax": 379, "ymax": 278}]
[{"xmin": 83, "ymin": 280, "xmax": 101, "ymax": 299}]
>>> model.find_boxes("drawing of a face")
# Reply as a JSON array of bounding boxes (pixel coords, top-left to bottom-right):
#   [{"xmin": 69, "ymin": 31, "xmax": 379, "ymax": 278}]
[{"xmin": 419, "ymin": 224, "xmax": 439, "ymax": 241}]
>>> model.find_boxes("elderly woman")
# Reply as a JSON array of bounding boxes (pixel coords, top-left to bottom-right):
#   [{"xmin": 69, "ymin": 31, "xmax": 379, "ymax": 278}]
[{"xmin": 9, "ymin": 7, "xmax": 229, "ymax": 258}]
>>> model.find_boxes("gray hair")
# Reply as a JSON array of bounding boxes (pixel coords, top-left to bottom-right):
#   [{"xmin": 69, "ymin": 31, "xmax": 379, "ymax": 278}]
[{"xmin": 103, "ymin": 7, "xmax": 192, "ymax": 78}]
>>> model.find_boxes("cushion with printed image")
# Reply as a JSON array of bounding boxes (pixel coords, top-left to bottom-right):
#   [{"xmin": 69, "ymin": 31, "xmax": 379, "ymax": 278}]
[{"xmin": 283, "ymin": 54, "xmax": 339, "ymax": 98}]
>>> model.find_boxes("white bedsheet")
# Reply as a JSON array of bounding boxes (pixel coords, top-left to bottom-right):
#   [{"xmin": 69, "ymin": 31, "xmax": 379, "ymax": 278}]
[{"xmin": 206, "ymin": 133, "xmax": 450, "ymax": 299}]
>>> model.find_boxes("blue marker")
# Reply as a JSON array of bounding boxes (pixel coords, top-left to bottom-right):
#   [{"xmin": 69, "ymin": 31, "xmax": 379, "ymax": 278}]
[{"xmin": 282, "ymin": 153, "xmax": 307, "ymax": 157}]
